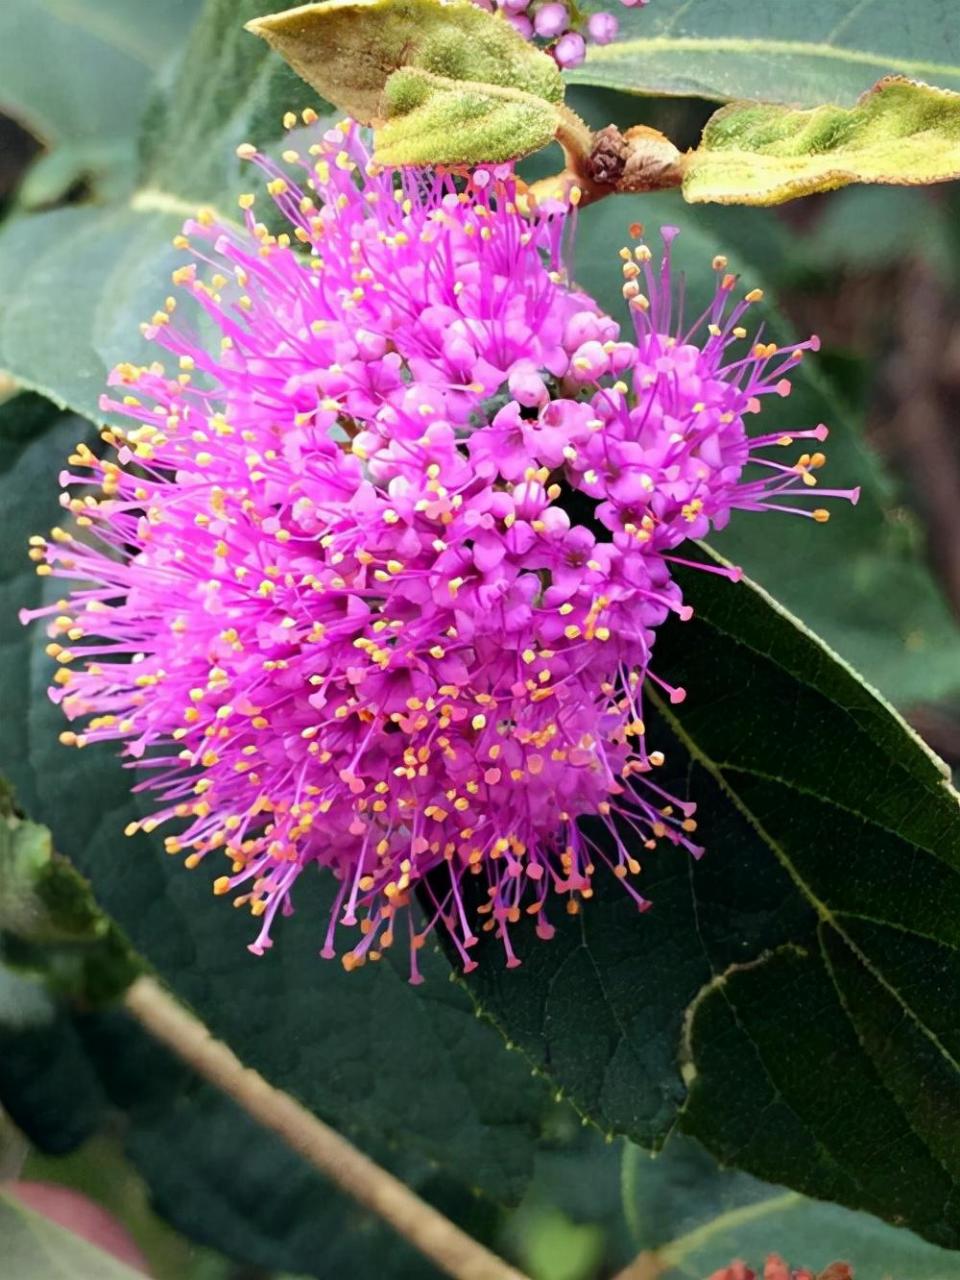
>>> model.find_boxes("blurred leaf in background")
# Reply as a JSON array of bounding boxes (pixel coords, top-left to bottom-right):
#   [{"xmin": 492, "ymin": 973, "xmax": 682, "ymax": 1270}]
[
  {"xmin": 0, "ymin": 0, "xmax": 203, "ymax": 208},
  {"xmin": 620, "ymin": 1136, "xmax": 960, "ymax": 1279},
  {"xmin": 569, "ymin": 0, "xmax": 960, "ymax": 105}
]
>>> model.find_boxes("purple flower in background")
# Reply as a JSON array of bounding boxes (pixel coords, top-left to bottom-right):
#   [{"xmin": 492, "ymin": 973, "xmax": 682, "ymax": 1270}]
[
  {"xmin": 477, "ymin": 0, "xmax": 637, "ymax": 67},
  {"xmin": 24, "ymin": 120, "xmax": 856, "ymax": 977},
  {"xmin": 587, "ymin": 11, "xmax": 619, "ymax": 44}
]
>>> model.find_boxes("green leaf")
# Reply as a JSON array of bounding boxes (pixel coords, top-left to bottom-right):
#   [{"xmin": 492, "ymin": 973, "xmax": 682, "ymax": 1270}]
[
  {"xmin": 511, "ymin": 1207, "xmax": 605, "ymax": 1280},
  {"xmin": 247, "ymin": 0, "xmax": 562, "ymax": 121},
  {"xmin": 0, "ymin": 1190, "xmax": 147, "ymax": 1280},
  {"xmin": 0, "ymin": 962, "xmax": 106, "ymax": 1154},
  {"xmin": 684, "ymin": 77, "xmax": 960, "ymax": 206},
  {"xmin": 463, "ymin": 561, "xmax": 960, "ymax": 1248},
  {"xmin": 375, "ymin": 68, "xmax": 560, "ymax": 166},
  {"xmin": 0, "ymin": 206, "xmax": 185, "ymax": 417},
  {"xmin": 0, "ymin": 0, "xmax": 201, "ymax": 147},
  {"xmin": 568, "ymin": 0, "xmax": 960, "ymax": 107},
  {"xmin": 141, "ymin": 0, "xmax": 323, "ymax": 209},
  {"xmin": 0, "ymin": 774, "xmax": 133, "ymax": 1147},
  {"xmin": 0, "ymin": 784, "xmax": 109, "ymax": 945},
  {"xmin": 14, "ymin": 142, "xmax": 141, "ymax": 213},
  {"xmin": 247, "ymin": 0, "xmax": 568, "ymax": 166},
  {"xmin": 572, "ymin": 194, "xmax": 960, "ymax": 706},
  {"xmin": 0, "ymin": 1, "xmax": 330, "ymax": 420},
  {"xmin": 0, "ymin": 0, "xmax": 202, "ymax": 201},
  {"xmin": 622, "ymin": 1135, "xmax": 960, "ymax": 1278}
]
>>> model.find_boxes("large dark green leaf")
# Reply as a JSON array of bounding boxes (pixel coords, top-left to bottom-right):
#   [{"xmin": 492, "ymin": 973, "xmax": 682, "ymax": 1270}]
[
  {"xmin": 463, "ymin": 562, "xmax": 960, "ymax": 1248},
  {"xmin": 574, "ymin": 193, "xmax": 960, "ymax": 706},
  {"xmin": 570, "ymin": 0, "xmax": 960, "ymax": 106},
  {"xmin": 0, "ymin": 961, "xmax": 105, "ymax": 1155},
  {"xmin": 126, "ymin": 1086, "xmax": 451, "ymax": 1280}
]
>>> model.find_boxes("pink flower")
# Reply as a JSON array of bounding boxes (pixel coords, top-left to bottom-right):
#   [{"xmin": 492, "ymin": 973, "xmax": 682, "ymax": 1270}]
[
  {"xmin": 23, "ymin": 121, "xmax": 855, "ymax": 977},
  {"xmin": 553, "ymin": 30, "xmax": 587, "ymax": 67},
  {"xmin": 533, "ymin": 2, "xmax": 569, "ymax": 37},
  {"xmin": 473, "ymin": 0, "xmax": 634, "ymax": 62},
  {"xmin": 587, "ymin": 11, "xmax": 619, "ymax": 43}
]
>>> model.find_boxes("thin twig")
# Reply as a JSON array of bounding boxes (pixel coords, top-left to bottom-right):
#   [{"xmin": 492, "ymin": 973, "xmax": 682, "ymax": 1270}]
[
  {"xmin": 124, "ymin": 975, "xmax": 529, "ymax": 1280},
  {"xmin": 609, "ymin": 1252, "xmax": 663, "ymax": 1280}
]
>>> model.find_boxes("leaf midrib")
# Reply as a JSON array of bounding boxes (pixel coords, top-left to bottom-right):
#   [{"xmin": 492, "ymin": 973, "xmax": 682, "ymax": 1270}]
[
  {"xmin": 653, "ymin": 689, "xmax": 960, "ymax": 1119},
  {"xmin": 43, "ymin": 0, "xmax": 161, "ymax": 67},
  {"xmin": 575, "ymin": 35, "xmax": 960, "ymax": 83}
]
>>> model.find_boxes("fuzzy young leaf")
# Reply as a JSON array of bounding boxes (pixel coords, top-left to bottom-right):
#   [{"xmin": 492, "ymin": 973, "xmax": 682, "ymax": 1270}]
[
  {"xmin": 247, "ymin": 0, "xmax": 568, "ymax": 165},
  {"xmin": 684, "ymin": 77, "xmax": 960, "ymax": 206},
  {"xmin": 376, "ymin": 68, "xmax": 560, "ymax": 166}
]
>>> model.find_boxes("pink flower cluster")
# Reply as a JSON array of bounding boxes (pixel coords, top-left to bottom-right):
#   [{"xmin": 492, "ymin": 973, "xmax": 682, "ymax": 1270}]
[
  {"xmin": 25, "ymin": 118, "xmax": 856, "ymax": 977},
  {"xmin": 473, "ymin": 0, "xmax": 645, "ymax": 67}
]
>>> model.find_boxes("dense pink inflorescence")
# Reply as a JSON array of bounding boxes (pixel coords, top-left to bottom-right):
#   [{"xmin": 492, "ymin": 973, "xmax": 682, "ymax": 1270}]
[
  {"xmin": 473, "ymin": 0, "xmax": 644, "ymax": 66},
  {"xmin": 24, "ymin": 118, "xmax": 857, "ymax": 977}
]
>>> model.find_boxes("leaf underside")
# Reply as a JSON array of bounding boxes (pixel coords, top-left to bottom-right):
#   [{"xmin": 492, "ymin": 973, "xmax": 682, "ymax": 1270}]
[{"xmin": 247, "ymin": 0, "xmax": 563, "ymax": 166}]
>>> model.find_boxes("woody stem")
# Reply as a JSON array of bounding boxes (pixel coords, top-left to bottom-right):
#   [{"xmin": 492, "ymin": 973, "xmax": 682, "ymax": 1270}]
[{"xmin": 124, "ymin": 975, "xmax": 530, "ymax": 1280}]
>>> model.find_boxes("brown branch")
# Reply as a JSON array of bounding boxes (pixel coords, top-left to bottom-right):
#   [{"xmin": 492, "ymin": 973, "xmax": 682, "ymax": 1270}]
[
  {"xmin": 124, "ymin": 975, "xmax": 529, "ymax": 1280},
  {"xmin": 609, "ymin": 1251, "xmax": 663, "ymax": 1280},
  {"xmin": 527, "ymin": 123, "xmax": 686, "ymax": 210}
]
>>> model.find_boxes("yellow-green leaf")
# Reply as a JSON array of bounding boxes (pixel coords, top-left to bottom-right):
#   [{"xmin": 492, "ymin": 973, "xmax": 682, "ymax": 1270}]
[
  {"xmin": 683, "ymin": 76, "xmax": 960, "ymax": 206},
  {"xmin": 376, "ymin": 67, "xmax": 560, "ymax": 165},
  {"xmin": 246, "ymin": 0, "xmax": 562, "ymax": 126}
]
